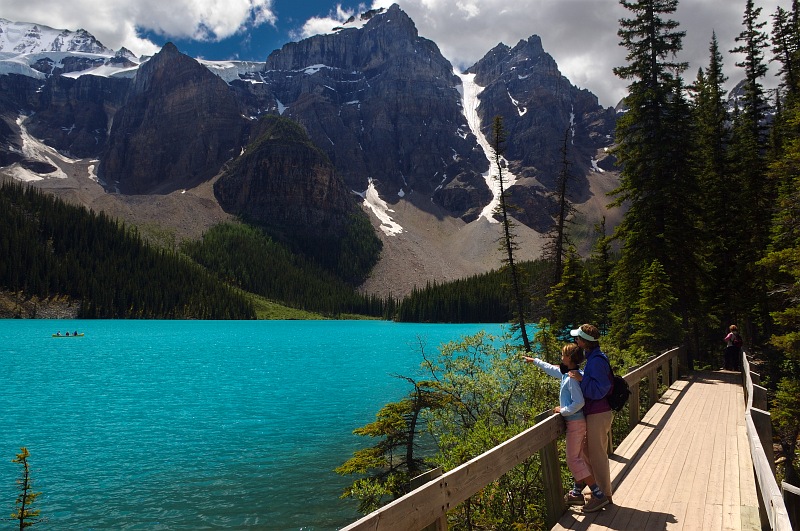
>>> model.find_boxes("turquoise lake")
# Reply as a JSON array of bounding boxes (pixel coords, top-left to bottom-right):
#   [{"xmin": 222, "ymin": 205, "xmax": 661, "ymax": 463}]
[{"xmin": 0, "ymin": 320, "xmax": 505, "ymax": 530}]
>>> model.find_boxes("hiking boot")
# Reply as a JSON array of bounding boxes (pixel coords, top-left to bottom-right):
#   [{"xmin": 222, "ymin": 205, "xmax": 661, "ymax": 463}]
[
  {"xmin": 565, "ymin": 490, "xmax": 585, "ymax": 506},
  {"xmin": 583, "ymin": 495, "xmax": 610, "ymax": 513}
]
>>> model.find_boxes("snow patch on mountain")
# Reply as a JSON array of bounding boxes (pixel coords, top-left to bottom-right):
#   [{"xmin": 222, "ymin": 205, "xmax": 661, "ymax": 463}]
[
  {"xmin": 591, "ymin": 157, "xmax": 605, "ymax": 172},
  {"xmin": 60, "ymin": 61, "xmax": 139, "ymax": 79},
  {"xmin": 198, "ymin": 59, "xmax": 265, "ymax": 83},
  {"xmin": 11, "ymin": 116, "xmax": 77, "ymax": 181},
  {"xmin": 0, "ymin": 50, "xmax": 140, "ymax": 79},
  {"xmin": 356, "ymin": 179, "xmax": 404, "ymax": 236},
  {"xmin": 456, "ymin": 71, "xmax": 519, "ymax": 222},
  {"xmin": 507, "ymin": 88, "xmax": 527, "ymax": 116}
]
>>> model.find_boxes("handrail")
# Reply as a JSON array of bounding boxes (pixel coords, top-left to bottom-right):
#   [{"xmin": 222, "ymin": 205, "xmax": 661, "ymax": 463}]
[
  {"xmin": 341, "ymin": 346, "xmax": 682, "ymax": 530},
  {"xmin": 742, "ymin": 351, "xmax": 793, "ymax": 530}
]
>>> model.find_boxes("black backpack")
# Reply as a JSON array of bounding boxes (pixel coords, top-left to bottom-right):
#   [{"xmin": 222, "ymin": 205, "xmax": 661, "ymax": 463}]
[
  {"xmin": 602, "ymin": 356, "xmax": 630, "ymax": 411},
  {"xmin": 732, "ymin": 332, "xmax": 743, "ymax": 347}
]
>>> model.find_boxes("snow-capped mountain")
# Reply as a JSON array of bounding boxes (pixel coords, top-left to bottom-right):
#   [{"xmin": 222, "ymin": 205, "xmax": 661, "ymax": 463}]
[
  {"xmin": 0, "ymin": 17, "xmax": 112, "ymax": 55},
  {"xmin": 0, "ymin": 18, "xmax": 142, "ymax": 80},
  {"xmin": 0, "ymin": 4, "xmax": 621, "ymax": 293}
]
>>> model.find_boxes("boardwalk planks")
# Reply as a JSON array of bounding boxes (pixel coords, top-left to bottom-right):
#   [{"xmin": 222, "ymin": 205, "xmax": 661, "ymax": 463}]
[{"xmin": 554, "ymin": 371, "xmax": 760, "ymax": 531}]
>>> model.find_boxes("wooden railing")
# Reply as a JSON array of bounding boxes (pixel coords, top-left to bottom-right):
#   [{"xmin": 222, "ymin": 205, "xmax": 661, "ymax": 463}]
[
  {"xmin": 741, "ymin": 351, "xmax": 794, "ymax": 530},
  {"xmin": 341, "ymin": 346, "xmax": 684, "ymax": 531}
]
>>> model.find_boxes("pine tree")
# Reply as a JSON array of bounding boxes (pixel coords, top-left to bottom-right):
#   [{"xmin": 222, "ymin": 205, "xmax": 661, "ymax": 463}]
[
  {"xmin": 729, "ymin": 0, "xmax": 775, "ymax": 341},
  {"xmin": 761, "ymin": 96, "xmax": 800, "ymax": 486},
  {"xmin": 609, "ymin": 0, "xmax": 697, "ymax": 350},
  {"xmin": 543, "ymin": 125, "xmax": 576, "ymax": 287},
  {"xmin": 732, "ymin": 0, "xmax": 770, "ymax": 141},
  {"xmin": 336, "ymin": 377, "xmax": 446, "ymax": 514},
  {"xmin": 771, "ymin": 3, "xmax": 800, "ymax": 99},
  {"xmin": 546, "ymin": 246, "xmax": 587, "ymax": 339},
  {"xmin": 11, "ymin": 447, "xmax": 41, "ymax": 530},
  {"xmin": 629, "ymin": 260, "xmax": 681, "ymax": 357},
  {"xmin": 491, "ymin": 115, "xmax": 531, "ymax": 351},
  {"xmin": 687, "ymin": 33, "xmax": 731, "ymax": 360},
  {"xmin": 588, "ymin": 218, "xmax": 613, "ymax": 334}
]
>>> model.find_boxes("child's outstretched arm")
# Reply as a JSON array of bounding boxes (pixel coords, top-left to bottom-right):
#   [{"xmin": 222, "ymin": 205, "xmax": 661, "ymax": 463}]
[{"xmin": 522, "ymin": 356, "xmax": 561, "ymax": 379}]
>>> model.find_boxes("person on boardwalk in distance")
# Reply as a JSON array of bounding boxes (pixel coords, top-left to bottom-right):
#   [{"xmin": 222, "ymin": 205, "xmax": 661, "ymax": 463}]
[
  {"xmin": 722, "ymin": 324, "xmax": 743, "ymax": 371},
  {"xmin": 568, "ymin": 323, "xmax": 612, "ymax": 512},
  {"xmin": 523, "ymin": 344, "xmax": 603, "ymax": 508}
]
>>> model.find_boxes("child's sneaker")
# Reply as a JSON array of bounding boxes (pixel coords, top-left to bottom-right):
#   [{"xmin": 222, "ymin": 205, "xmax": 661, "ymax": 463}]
[
  {"xmin": 583, "ymin": 494, "xmax": 610, "ymax": 513},
  {"xmin": 564, "ymin": 490, "xmax": 585, "ymax": 506}
]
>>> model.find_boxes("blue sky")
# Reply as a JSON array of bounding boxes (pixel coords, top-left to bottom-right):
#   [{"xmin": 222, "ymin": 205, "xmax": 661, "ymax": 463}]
[
  {"xmin": 136, "ymin": 2, "xmax": 369, "ymax": 62},
  {"xmin": 0, "ymin": 0, "xmax": 783, "ymax": 107}
]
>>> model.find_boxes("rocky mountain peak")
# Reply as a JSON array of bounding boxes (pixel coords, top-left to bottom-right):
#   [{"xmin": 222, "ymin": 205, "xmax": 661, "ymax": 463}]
[
  {"xmin": 116, "ymin": 47, "xmax": 136, "ymax": 59},
  {"xmin": 261, "ymin": 3, "xmax": 471, "ymax": 205},
  {"xmin": 213, "ymin": 114, "xmax": 369, "ymax": 271},
  {"xmin": 101, "ymin": 43, "xmax": 247, "ymax": 194},
  {"xmin": 264, "ymin": 3, "xmax": 420, "ymax": 73},
  {"xmin": 131, "ymin": 42, "xmax": 207, "ymax": 93},
  {"xmin": 462, "ymin": 30, "xmax": 616, "ymax": 222},
  {"xmin": 516, "ymin": 34, "xmax": 545, "ymax": 55},
  {"xmin": 468, "ymin": 35, "xmax": 555, "ymax": 86},
  {"xmin": 368, "ymin": 3, "xmax": 417, "ymax": 36}
]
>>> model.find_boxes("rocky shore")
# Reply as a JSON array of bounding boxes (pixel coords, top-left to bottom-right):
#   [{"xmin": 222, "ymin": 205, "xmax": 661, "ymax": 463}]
[{"xmin": 0, "ymin": 291, "xmax": 80, "ymax": 319}]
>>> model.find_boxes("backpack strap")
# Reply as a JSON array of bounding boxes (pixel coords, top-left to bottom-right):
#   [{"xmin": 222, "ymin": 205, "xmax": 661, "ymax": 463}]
[{"xmin": 597, "ymin": 353, "xmax": 614, "ymax": 397}]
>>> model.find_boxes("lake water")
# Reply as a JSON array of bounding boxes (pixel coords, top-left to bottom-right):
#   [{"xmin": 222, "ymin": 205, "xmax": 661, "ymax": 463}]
[{"xmin": 0, "ymin": 320, "xmax": 505, "ymax": 530}]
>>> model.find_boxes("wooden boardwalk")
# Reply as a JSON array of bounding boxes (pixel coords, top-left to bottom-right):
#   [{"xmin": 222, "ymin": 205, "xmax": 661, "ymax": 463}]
[{"xmin": 554, "ymin": 370, "xmax": 761, "ymax": 531}]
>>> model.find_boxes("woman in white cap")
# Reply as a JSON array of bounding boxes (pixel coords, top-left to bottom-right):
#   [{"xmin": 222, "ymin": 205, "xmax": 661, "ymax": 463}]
[{"xmin": 568, "ymin": 323, "xmax": 612, "ymax": 512}]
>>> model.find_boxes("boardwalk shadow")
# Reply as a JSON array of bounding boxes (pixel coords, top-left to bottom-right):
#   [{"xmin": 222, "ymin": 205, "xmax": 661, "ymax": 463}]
[{"xmin": 559, "ymin": 505, "xmax": 677, "ymax": 530}]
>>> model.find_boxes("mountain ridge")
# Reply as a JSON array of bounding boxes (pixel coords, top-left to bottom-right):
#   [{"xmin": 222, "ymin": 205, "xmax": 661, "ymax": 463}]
[{"xmin": 0, "ymin": 5, "xmax": 622, "ymax": 298}]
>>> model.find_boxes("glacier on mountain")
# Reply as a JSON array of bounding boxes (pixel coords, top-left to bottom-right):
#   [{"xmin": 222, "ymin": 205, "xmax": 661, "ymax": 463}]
[{"xmin": 456, "ymin": 71, "xmax": 519, "ymax": 223}]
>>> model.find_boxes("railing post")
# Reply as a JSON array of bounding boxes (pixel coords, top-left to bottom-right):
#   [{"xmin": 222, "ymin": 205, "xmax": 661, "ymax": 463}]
[
  {"xmin": 535, "ymin": 411, "xmax": 565, "ymax": 528},
  {"xmin": 410, "ymin": 469, "xmax": 447, "ymax": 531},
  {"xmin": 753, "ymin": 384, "xmax": 769, "ymax": 412},
  {"xmin": 628, "ymin": 381, "xmax": 640, "ymax": 430},
  {"xmin": 781, "ymin": 481, "xmax": 800, "ymax": 530},
  {"xmin": 669, "ymin": 351, "xmax": 681, "ymax": 385},
  {"xmin": 648, "ymin": 372, "xmax": 658, "ymax": 409},
  {"xmin": 667, "ymin": 358, "xmax": 672, "ymax": 385},
  {"xmin": 751, "ymin": 408, "xmax": 776, "ymax": 477},
  {"xmin": 678, "ymin": 345, "xmax": 689, "ymax": 375}
]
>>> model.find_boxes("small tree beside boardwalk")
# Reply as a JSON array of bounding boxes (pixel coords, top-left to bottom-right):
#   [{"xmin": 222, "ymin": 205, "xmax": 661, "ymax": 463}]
[{"xmin": 11, "ymin": 447, "xmax": 41, "ymax": 530}]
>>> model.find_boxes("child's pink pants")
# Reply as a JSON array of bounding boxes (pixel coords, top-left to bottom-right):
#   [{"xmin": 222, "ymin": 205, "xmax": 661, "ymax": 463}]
[{"xmin": 566, "ymin": 418, "xmax": 591, "ymax": 481}]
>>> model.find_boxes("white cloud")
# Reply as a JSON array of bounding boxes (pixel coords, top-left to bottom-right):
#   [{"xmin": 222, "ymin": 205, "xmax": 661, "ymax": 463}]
[
  {"xmin": 0, "ymin": 0, "xmax": 784, "ymax": 107},
  {"xmin": 359, "ymin": 0, "xmax": 782, "ymax": 107},
  {"xmin": 0, "ymin": 0, "xmax": 276, "ymax": 57},
  {"xmin": 291, "ymin": 3, "xmax": 369, "ymax": 40}
]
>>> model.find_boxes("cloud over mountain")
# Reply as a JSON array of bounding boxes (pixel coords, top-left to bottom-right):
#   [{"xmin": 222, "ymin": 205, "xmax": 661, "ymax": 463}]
[{"xmin": 0, "ymin": 0, "xmax": 782, "ymax": 107}]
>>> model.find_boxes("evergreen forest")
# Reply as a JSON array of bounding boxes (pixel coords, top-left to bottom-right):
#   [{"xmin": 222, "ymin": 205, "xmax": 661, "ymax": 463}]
[
  {"xmin": 0, "ymin": 182, "xmax": 255, "ymax": 319},
  {"xmin": 181, "ymin": 223, "xmax": 397, "ymax": 318},
  {"xmin": 394, "ymin": 260, "xmax": 550, "ymax": 323},
  {"xmin": 0, "ymin": 182, "xmax": 403, "ymax": 320}
]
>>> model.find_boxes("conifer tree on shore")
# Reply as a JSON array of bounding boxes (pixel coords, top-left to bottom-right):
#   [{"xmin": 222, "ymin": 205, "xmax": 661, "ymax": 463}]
[
  {"xmin": 491, "ymin": 115, "xmax": 531, "ymax": 351},
  {"xmin": 11, "ymin": 447, "xmax": 41, "ymax": 530}
]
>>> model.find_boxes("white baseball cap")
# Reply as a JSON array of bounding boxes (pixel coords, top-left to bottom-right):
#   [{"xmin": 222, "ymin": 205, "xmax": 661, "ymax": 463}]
[{"xmin": 570, "ymin": 326, "xmax": 599, "ymax": 341}]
